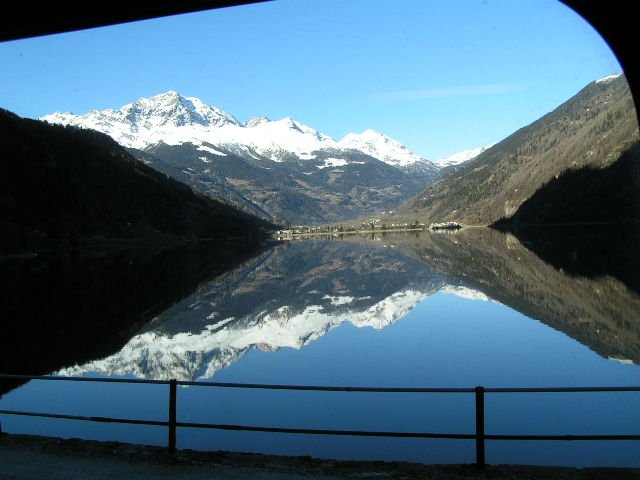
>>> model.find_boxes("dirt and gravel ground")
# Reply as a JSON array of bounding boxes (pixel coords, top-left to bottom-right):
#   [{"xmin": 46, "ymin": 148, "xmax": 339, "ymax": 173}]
[{"xmin": 1, "ymin": 433, "xmax": 639, "ymax": 480}]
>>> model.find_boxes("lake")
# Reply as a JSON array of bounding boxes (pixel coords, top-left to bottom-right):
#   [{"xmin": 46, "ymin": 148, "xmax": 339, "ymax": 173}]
[{"xmin": 1, "ymin": 228, "xmax": 639, "ymax": 467}]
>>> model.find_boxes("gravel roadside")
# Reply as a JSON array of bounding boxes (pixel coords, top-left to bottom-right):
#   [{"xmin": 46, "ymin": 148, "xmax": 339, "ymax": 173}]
[{"xmin": 1, "ymin": 433, "xmax": 638, "ymax": 480}]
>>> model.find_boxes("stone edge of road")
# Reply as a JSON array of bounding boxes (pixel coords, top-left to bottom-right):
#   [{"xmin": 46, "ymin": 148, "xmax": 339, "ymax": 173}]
[{"xmin": 1, "ymin": 433, "xmax": 639, "ymax": 480}]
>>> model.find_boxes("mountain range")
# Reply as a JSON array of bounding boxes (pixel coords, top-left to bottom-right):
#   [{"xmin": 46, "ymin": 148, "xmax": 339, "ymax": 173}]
[
  {"xmin": 11, "ymin": 72, "xmax": 636, "ymax": 239},
  {"xmin": 41, "ymin": 91, "xmax": 444, "ymax": 225},
  {"xmin": 42, "ymin": 91, "xmax": 433, "ymax": 169},
  {"xmin": 43, "ymin": 74, "xmax": 637, "ymax": 229}
]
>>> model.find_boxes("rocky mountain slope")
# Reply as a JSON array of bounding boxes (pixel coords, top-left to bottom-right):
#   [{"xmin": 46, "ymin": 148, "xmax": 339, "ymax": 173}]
[
  {"xmin": 42, "ymin": 92, "xmax": 440, "ymax": 225},
  {"xmin": 402, "ymin": 74, "xmax": 639, "ymax": 225}
]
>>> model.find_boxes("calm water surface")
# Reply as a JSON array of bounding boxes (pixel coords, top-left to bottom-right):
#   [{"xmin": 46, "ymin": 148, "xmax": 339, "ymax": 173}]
[{"xmin": 1, "ymin": 229, "xmax": 639, "ymax": 466}]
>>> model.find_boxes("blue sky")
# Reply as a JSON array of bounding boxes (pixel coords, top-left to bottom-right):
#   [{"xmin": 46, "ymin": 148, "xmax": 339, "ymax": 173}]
[{"xmin": 0, "ymin": 0, "xmax": 622, "ymax": 159}]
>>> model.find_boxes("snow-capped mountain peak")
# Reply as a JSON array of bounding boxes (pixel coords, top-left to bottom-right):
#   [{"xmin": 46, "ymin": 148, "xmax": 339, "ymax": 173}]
[
  {"xmin": 40, "ymin": 91, "xmax": 241, "ymax": 149},
  {"xmin": 595, "ymin": 73, "xmax": 622, "ymax": 84},
  {"xmin": 340, "ymin": 129, "xmax": 396, "ymax": 150},
  {"xmin": 339, "ymin": 129, "xmax": 428, "ymax": 167},
  {"xmin": 276, "ymin": 117, "xmax": 305, "ymax": 133},
  {"xmin": 245, "ymin": 116, "xmax": 271, "ymax": 128},
  {"xmin": 119, "ymin": 90, "xmax": 239, "ymax": 129},
  {"xmin": 223, "ymin": 116, "xmax": 338, "ymax": 161},
  {"xmin": 435, "ymin": 144, "xmax": 495, "ymax": 168}
]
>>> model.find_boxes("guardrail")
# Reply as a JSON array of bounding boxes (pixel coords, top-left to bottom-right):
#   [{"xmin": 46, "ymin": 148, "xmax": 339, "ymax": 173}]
[{"xmin": 1, "ymin": 374, "xmax": 639, "ymax": 468}]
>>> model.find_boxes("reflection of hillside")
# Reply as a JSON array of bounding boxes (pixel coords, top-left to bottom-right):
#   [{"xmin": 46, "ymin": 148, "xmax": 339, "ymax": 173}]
[
  {"xmin": 61, "ymin": 241, "xmax": 447, "ymax": 380},
  {"xmin": 0, "ymin": 242, "xmax": 266, "ymax": 394},
  {"xmin": 398, "ymin": 228, "xmax": 640, "ymax": 364},
  {"xmin": 506, "ymin": 224, "xmax": 640, "ymax": 296},
  {"xmin": 492, "ymin": 140, "xmax": 640, "ymax": 294}
]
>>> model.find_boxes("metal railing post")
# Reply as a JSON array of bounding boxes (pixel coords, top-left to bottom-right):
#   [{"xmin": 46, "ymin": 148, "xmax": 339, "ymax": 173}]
[
  {"xmin": 475, "ymin": 386, "xmax": 485, "ymax": 468},
  {"xmin": 168, "ymin": 379, "xmax": 177, "ymax": 453}
]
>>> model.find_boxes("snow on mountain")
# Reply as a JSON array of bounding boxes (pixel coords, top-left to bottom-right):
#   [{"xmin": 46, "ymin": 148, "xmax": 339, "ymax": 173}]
[
  {"xmin": 439, "ymin": 285, "xmax": 491, "ymax": 302},
  {"xmin": 596, "ymin": 73, "xmax": 622, "ymax": 84},
  {"xmin": 125, "ymin": 90, "xmax": 240, "ymax": 128},
  {"xmin": 434, "ymin": 144, "xmax": 494, "ymax": 168},
  {"xmin": 41, "ymin": 91, "xmax": 436, "ymax": 169},
  {"xmin": 339, "ymin": 129, "xmax": 428, "ymax": 167},
  {"xmin": 42, "ymin": 94, "xmax": 338, "ymax": 161},
  {"xmin": 244, "ymin": 115, "xmax": 271, "ymax": 127},
  {"xmin": 317, "ymin": 158, "xmax": 354, "ymax": 169},
  {"xmin": 349, "ymin": 289, "xmax": 428, "ymax": 329},
  {"xmin": 41, "ymin": 91, "xmax": 240, "ymax": 150},
  {"xmin": 57, "ymin": 288, "xmax": 431, "ymax": 381},
  {"xmin": 222, "ymin": 116, "xmax": 338, "ymax": 161}
]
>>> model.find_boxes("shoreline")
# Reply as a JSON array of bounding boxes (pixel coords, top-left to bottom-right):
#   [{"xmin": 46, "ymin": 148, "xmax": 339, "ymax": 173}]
[{"xmin": 1, "ymin": 433, "xmax": 638, "ymax": 479}]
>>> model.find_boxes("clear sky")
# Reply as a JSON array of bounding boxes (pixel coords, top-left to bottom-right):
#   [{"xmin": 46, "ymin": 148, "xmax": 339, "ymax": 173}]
[{"xmin": 0, "ymin": 0, "xmax": 622, "ymax": 160}]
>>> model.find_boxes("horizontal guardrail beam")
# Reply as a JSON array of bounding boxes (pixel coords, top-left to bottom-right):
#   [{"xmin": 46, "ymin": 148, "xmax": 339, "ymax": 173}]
[
  {"xmin": 485, "ymin": 386, "xmax": 640, "ymax": 393},
  {"xmin": 175, "ymin": 421, "xmax": 476, "ymax": 439},
  {"xmin": 2, "ymin": 374, "xmax": 638, "ymax": 393},
  {"xmin": 0, "ymin": 374, "xmax": 169, "ymax": 385},
  {"xmin": 0, "ymin": 409, "xmax": 168, "ymax": 427},
  {"xmin": 0, "ymin": 409, "xmax": 473, "ymax": 439},
  {"xmin": 180, "ymin": 381, "xmax": 476, "ymax": 392},
  {"xmin": 485, "ymin": 434, "xmax": 640, "ymax": 441}
]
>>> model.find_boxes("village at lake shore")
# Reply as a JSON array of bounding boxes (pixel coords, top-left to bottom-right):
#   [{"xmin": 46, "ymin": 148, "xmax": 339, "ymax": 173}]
[{"xmin": 275, "ymin": 220, "xmax": 464, "ymax": 240}]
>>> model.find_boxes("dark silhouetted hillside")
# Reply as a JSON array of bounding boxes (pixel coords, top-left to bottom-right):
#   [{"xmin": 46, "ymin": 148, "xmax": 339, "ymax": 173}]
[
  {"xmin": 0, "ymin": 109, "xmax": 274, "ymax": 253},
  {"xmin": 492, "ymin": 141, "xmax": 640, "ymax": 292},
  {"xmin": 495, "ymin": 140, "xmax": 640, "ymax": 227}
]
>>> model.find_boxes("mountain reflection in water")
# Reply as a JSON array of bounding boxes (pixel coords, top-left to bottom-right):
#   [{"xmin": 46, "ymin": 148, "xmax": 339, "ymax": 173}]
[
  {"xmin": 59, "ymin": 239, "xmax": 449, "ymax": 380},
  {"xmin": 46, "ymin": 227, "xmax": 640, "ymax": 380},
  {"xmin": 0, "ymin": 241, "xmax": 267, "ymax": 393},
  {"xmin": 1, "ymin": 229, "xmax": 639, "ymax": 467},
  {"xmin": 402, "ymin": 227, "xmax": 640, "ymax": 364}
]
